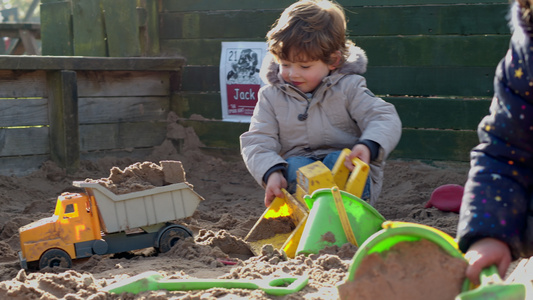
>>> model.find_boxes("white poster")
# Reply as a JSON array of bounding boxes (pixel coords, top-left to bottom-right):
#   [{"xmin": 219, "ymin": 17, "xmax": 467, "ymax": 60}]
[{"xmin": 220, "ymin": 42, "xmax": 268, "ymax": 122}]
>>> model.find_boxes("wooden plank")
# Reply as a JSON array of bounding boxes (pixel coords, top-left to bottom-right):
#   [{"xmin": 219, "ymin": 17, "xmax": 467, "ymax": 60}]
[
  {"xmin": 0, "ymin": 98, "xmax": 48, "ymax": 127},
  {"xmin": 390, "ymin": 129, "xmax": 478, "ymax": 161},
  {"xmin": 345, "ymin": 4, "xmax": 509, "ymax": 36},
  {"xmin": 0, "ymin": 56, "xmax": 185, "ymax": 71},
  {"xmin": 79, "ymin": 96, "xmax": 169, "ymax": 124},
  {"xmin": 0, "ymin": 23, "xmax": 40, "ymax": 38},
  {"xmin": 162, "ymin": 0, "xmax": 294, "ymax": 11},
  {"xmin": 171, "ymin": 92, "xmax": 222, "ymax": 120},
  {"xmin": 18, "ymin": 29, "xmax": 39, "ymax": 55},
  {"xmin": 357, "ymin": 35, "xmax": 509, "ymax": 67},
  {"xmin": 159, "ymin": 4, "xmax": 509, "ymax": 39},
  {"xmin": 76, "ymin": 71, "xmax": 170, "ymax": 97},
  {"xmin": 0, "ymin": 127, "xmax": 49, "ymax": 156},
  {"xmin": 338, "ymin": 0, "xmax": 508, "ymax": 4},
  {"xmin": 181, "ymin": 66, "xmax": 220, "ymax": 92},
  {"xmin": 182, "ymin": 120, "xmax": 249, "ymax": 149},
  {"xmin": 365, "ymin": 66, "xmax": 495, "ymax": 97},
  {"xmin": 72, "ymin": 0, "xmax": 107, "ymax": 56},
  {"xmin": 9, "ymin": 39, "xmax": 26, "ymax": 56},
  {"xmin": 159, "ymin": 11, "xmax": 278, "ymax": 39},
  {"xmin": 101, "ymin": 0, "xmax": 141, "ymax": 57},
  {"xmin": 388, "ymin": 97, "xmax": 490, "ymax": 130},
  {"xmin": 40, "ymin": 1, "xmax": 73, "ymax": 56},
  {"xmin": 162, "ymin": 35, "xmax": 509, "ymax": 67},
  {"xmin": 160, "ymin": 39, "xmax": 233, "ymax": 66},
  {"xmin": 0, "ymin": 70, "xmax": 47, "ymax": 98},
  {"xmin": 138, "ymin": 0, "xmax": 160, "ymax": 56},
  {"xmin": 0, "ymin": 155, "xmax": 49, "ymax": 176},
  {"xmin": 79, "ymin": 121, "xmax": 167, "ymax": 151},
  {"xmin": 81, "ymin": 147, "xmax": 155, "ymax": 161},
  {"xmin": 47, "ymin": 70, "xmax": 80, "ymax": 173},
  {"xmin": 180, "ymin": 65, "xmax": 496, "ymax": 97},
  {"xmin": 162, "ymin": 0, "xmax": 508, "ymax": 12}
]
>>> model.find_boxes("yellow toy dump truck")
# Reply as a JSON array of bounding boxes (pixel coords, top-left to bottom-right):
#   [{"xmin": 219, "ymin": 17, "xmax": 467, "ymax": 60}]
[{"xmin": 18, "ymin": 181, "xmax": 204, "ymax": 270}]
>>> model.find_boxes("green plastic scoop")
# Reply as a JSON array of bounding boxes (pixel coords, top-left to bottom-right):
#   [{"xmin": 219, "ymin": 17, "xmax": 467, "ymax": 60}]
[{"xmin": 102, "ymin": 271, "xmax": 308, "ymax": 296}]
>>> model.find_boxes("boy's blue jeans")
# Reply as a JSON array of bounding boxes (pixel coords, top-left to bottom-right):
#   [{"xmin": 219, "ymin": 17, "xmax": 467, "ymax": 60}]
[{"xmin": 286, "ymin": 150, "xmax": 371, "ymax": 201}]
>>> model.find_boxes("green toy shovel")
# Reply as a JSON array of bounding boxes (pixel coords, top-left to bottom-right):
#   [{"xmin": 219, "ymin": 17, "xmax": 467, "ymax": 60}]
[
  {"xmin": 455, "ymin": 265, "xmax": 526, "ymax": 300},
  {"xmin": 102, "ymin": 271, "xmax": 308, "ymax": 296}
]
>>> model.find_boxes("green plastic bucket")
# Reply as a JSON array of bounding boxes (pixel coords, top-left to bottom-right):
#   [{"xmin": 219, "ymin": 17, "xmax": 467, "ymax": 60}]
[
  {"xmin": 296, "ymin": 188, "xmax": 385, "ymax": 256},
  {"xmin": 344, "ymin": 221, "xmax": 464, "ymax": 282}
]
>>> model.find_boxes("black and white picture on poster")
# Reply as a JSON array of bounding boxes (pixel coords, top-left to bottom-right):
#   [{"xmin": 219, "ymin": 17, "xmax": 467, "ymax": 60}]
[{"xmin": 220, "ymin": 42, "xmax": 267, "ymax": 122}]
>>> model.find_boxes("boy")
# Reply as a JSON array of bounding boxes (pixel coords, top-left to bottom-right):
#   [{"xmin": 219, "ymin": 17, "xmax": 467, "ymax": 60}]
[
  {"xmin": 240, "ymin": 0, "xmax": 402, "ymax": 207},
  {"xmin": 457, "ymin": 0, "xmax": 533, "ymax": 285}
]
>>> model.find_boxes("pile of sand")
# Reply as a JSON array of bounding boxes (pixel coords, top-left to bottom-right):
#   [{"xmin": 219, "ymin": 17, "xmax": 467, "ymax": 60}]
[{"xmin": 83, "ymin": 160, "xmax": 188, "ymax": 195}]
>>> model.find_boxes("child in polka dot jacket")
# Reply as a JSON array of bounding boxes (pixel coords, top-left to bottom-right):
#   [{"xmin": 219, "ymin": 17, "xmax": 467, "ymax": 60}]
[{"xmin": 457, "ymin": 0, "xmax": 533, "ymax": 285}]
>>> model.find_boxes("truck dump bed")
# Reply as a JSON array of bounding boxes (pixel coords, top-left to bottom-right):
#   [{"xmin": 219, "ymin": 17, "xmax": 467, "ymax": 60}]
[{"xmin": 73, "ymin": 181, "xmax": 204, "ymax": 233}]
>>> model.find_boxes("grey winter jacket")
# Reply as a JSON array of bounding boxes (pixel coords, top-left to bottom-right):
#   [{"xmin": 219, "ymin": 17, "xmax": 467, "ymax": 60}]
[{"xmin": 240, "ymin": 45, "xmax": 402, "ymax": 205}]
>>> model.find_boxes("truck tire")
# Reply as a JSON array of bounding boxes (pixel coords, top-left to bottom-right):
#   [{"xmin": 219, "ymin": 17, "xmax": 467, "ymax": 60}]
[
  {"xmin": 39, "ymin": 249, "xmax": 72, "ymax": 269},
  {"xmin": 158, "ymin": 226, "xmax": 192, "ymax": 253}
]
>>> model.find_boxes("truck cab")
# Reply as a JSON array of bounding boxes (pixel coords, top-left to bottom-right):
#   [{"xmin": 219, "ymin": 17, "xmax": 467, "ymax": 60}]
[{"xmin": 19, "ymin": 192, "xmax": 102, "ymax": 269}]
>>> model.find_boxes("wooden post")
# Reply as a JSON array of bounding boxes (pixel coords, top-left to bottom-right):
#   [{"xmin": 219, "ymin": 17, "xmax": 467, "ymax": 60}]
[{"xmin": 47, "ymin": 70, "xmax": 80, "ymax": 174}]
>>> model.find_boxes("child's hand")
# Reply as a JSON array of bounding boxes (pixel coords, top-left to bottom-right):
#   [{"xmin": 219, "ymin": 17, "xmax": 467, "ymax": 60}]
[
  {"xmin": 344, "ymin": 144, "xmax": 371, "ymax": 171},
  {"xmin": 264, "ymin": 171, "xmax": 287, "ymax": 207},
  {"xmin": 464, "ymin": 238, "xmax": 512, "ymax": 285}
]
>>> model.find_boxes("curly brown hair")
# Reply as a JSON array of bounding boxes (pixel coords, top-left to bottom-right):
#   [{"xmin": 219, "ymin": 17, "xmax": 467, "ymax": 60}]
[{"xmin": 266, "ymin": 0, "xmax": 352, "ymax": 66}]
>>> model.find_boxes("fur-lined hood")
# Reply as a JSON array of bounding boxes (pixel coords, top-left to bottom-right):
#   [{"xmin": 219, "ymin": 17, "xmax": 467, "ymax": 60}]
[{"xmin": 260, "ymin": 44, "xmax": 368, "ymax": 86}]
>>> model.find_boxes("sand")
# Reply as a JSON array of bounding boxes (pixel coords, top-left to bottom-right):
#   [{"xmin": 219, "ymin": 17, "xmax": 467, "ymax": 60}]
[{"xmin": 0, "ymin": 114, "xmax": 526, "ymax": 299}]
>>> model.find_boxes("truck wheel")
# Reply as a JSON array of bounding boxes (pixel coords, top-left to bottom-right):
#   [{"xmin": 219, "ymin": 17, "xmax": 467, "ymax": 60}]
[
  {"xmin": 39, "ymin": 249, "xmax": 72, "ymax": 269},
  {"xmin": 158, "ymin": 227, "xmax": 192, "ymax": 253}
]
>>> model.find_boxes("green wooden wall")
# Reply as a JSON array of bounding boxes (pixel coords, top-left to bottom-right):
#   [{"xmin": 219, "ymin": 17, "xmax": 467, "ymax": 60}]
[
  {"xmin": 160, "ymin": 0, "xmax": 511, "ymax": 161},
  {"xmin": 41, "ymin": 0, "xmax": 159, "ymax": 57}
]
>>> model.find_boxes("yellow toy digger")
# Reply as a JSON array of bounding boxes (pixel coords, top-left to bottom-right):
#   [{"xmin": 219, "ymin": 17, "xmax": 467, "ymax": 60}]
[{"xmin": 244, "ymin": 148, "xmax": 370, "ymax": 258}]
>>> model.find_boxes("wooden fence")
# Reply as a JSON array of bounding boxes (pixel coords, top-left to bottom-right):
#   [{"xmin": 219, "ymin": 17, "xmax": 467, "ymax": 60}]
[
  {"xmin": 0, "ymin": 56, "xmax": 184, "ymax": 176},
  {"xmin": 161, "ymin": 0, "xmax": 511, "ymax": 161},
  {"xmin": 1, "ymin": 0, "xmax": 513, "ymax": 175}
]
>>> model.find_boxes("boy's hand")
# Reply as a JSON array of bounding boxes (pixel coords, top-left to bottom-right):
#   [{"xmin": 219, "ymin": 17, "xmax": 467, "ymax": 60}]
[
  {"xmin": 344, "ymin": 144, "xmax": 371, "ymax": 171},
  {"xmin": 264, "ymin": 171, "xmax": 287, "ymax": 207},
  {"xmin": 464, "ymin": 238, "xmax": 512, "ymax": 285}
]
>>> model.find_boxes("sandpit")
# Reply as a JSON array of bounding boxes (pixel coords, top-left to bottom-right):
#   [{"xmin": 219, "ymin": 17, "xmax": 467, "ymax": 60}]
[{"xmin": 0, "ymin": 120, "xmax": 528, "ymax": 299}]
